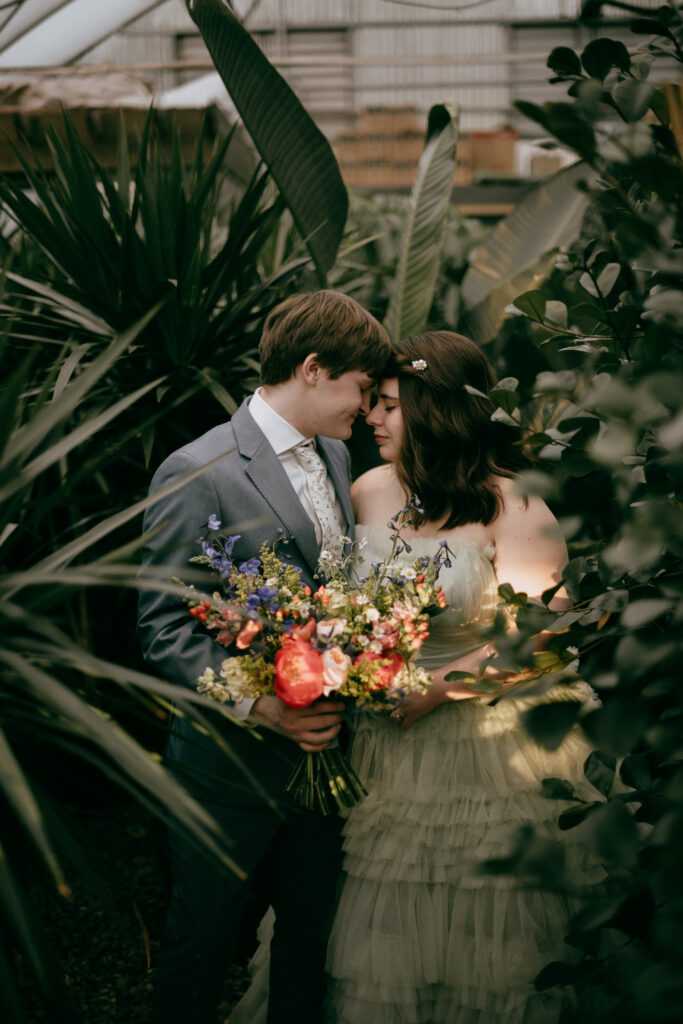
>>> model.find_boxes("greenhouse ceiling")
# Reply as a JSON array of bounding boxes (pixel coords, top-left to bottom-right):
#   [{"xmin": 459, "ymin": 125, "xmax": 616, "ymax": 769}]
[{"xmin": 0, "ymin": 0, "xmax": 167, "ymax": 67}]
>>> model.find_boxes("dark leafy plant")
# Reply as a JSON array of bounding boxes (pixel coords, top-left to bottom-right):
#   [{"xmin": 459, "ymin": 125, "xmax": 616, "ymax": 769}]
[
  {"xmin": 476, "ymin": 8, "xmax": 683, "ymax": 1019},
  {"xmin": 0, "ymin": 314, "xmax": 262, "ymax": 1022},
  {"xmin": 0, "ymin": 112, "xmax": 309, "ymax": 472},
  {"xmin": 187, "ymin": 0, "xmax": 348, "ymax": 282}
]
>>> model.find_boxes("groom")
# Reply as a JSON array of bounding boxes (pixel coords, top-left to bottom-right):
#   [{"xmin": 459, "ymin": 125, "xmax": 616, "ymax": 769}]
[{"xmin": 138, "ymin": 290, "xmax": 390, "ymax": 1024}]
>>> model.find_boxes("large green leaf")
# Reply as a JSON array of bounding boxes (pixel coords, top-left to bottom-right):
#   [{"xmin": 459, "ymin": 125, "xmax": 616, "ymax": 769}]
[
  {"xmin": 459, "ymin": 161, "xmax": 597, "ymax": 344},
  {"xmin": 383, "ymin": 102, "xmax": 460, "ymax": 343},
  {"xmin": 188, "ymin": 0, "xmax": 347, "ymax": 282}
]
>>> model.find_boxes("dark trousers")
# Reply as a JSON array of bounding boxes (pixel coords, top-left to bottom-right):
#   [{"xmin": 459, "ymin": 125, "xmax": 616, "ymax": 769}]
[{"xmin": 151, "ymin": 796, "xmax": 342, "ymax": 1024}]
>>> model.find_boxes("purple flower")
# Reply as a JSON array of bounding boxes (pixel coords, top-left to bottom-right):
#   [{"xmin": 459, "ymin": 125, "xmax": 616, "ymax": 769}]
[
  {"xmin": 245, "ymin": 593, "xmax": 262, "ymax": 610},
  {"xmin": 239, "ymin": 558, "xmax": 262, "ymax": 578},
  {"xmin": 205, "ymin": 515, "xmax": 221, "ymax": 531},
  {"xmin": 222, "ymin": 534, "xmax": 240, "ymax": 556},
  {"xmin": 256, "ymin": 586, "xmax": 278, "ymax": 602},
  {"xmin": 201, "ymin": 540, "xmax": 220, "ymax": 558},
  {"xmin": 214, "ymin": 556, "xmax": 233, "ymax": 578}
]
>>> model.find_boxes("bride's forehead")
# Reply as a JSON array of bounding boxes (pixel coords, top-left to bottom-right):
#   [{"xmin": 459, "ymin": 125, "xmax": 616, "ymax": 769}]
[{"xmin": 376, "ymin": 378, "xmax": 399, "ymax": 399}]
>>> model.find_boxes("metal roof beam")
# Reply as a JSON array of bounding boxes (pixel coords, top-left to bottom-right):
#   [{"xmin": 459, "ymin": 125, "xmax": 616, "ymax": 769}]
[{"xmin": 0, "ymin": 0, "xmax": 166, "ymax": 67}]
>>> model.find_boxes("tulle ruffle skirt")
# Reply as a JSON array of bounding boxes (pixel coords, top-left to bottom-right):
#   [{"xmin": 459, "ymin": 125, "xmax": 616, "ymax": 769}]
[{"xmin": 325, "ymin": 685, "xmax": 604, "ymax": 1024}]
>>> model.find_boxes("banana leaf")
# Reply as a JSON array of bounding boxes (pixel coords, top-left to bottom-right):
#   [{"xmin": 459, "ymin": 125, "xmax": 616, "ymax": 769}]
[
  {"xmin": 188, "ymin": 0, "xmax": 347, "ymax": 282},
  {"xmin": 459, "ymin": 161, "xmax": 597, "ymax": 344},
  {"xmin": 383, "ymin": 102, "xmax": 460, "ymax": 343}
]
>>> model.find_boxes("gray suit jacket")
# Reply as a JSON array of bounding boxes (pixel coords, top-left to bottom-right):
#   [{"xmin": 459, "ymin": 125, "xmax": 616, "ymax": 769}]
[{"xmin": 137, "ymin": 397, "xmax": 354, "ymax": 708}]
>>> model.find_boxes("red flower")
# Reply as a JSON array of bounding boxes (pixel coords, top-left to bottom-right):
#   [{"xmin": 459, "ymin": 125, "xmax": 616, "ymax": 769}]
[
  {"xmin": 275, "ymin": 639, "xmax": 324, "ymax": 707},
  {"xmin": 353, "ymin": 651, "xmax": 404, "ymax": 690}
]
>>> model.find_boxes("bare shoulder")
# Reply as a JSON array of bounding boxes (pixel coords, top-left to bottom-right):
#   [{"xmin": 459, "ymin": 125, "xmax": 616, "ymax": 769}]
[
  {"xmin": 493, "ymin": 475, "xmax": 565, "ymax": 552},
  {"xmin": 351, "ymin": 464, "xmax": 400, "ymax": 522}
]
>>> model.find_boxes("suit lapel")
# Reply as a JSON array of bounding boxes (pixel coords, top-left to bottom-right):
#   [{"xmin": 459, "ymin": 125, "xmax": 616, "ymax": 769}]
[{"xmin": 233, "ymin": 401, "xmax": 321, "ymax": 576}]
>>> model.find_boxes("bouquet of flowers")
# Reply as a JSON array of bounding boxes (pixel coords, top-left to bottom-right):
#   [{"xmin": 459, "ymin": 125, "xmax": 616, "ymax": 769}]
[{"xmin": 182, "ymin": 506, "xmax": 449, "ymax": 813}]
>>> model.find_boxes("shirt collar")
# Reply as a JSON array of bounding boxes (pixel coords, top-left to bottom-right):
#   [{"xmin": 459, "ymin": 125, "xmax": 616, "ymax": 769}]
[{"xmin": 248, "ymin": 387, "xmax": 312, "ymax": 455}]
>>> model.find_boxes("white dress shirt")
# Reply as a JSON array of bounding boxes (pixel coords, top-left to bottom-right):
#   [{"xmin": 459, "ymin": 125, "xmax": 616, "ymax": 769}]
[{"xmin": 247, "ymin": 388, "xmax": 346, "ymax": 543}]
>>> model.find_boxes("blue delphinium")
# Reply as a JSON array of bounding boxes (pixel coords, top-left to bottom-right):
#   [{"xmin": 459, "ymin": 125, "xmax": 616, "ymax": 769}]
[{"xmin": 239, "ymin": 557, "xmax": 262, "ymax": 578}]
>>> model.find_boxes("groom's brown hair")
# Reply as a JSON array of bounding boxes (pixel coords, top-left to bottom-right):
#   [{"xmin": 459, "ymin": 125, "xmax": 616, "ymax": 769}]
[{"xmin": 258, "ymin": 290, "xmax": 390, "ymax": 385}]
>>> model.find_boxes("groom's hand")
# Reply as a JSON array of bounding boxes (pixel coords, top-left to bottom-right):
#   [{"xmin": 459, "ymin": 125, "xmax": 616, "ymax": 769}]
[{"xmin": 249, "ymin": 696, "xmax": 345, "ymax": 752}]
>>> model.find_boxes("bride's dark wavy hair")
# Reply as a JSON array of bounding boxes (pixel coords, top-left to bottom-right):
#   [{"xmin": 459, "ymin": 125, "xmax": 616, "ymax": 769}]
[{"xmin": 388, "ymin": 331, "xmax": 530, "ymax": 528}]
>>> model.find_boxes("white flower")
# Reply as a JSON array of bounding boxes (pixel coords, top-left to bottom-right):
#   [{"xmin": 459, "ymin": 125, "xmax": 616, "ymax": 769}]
[
  {"xmin": 198, "ymin": 667, "xmax": 216, "ymax": 687},
  {"xmin": 198, "ymin": 658, "xmax": 252, "ymax": 703},
  {"xmin": 317, "ymin": 617, "xmax": 347, "ymax": 643},
  {"xmin": 365, "ymin": 606, "xmax": 380, "ymax": 622},
  {"xmin": 319, "ymin": 549, "xmax": 333, "ymax": 561},
  {"xmin": 368, "ymin": 640, "xmax": 384, "ymax": 654},
  {"xmin": 354, "ymin": 635, "xmax": 370, "ymax": 648},
  {"xmin": 400, "ymin": 567, "xmax": 417, "ymax": 580},
  {"xmin": 355, "ymin": 593, "xmax": 369, "ymax": 606},
  {"xmin": 321, "ymin": 647, "xmax": 351, "ymax": 695}
]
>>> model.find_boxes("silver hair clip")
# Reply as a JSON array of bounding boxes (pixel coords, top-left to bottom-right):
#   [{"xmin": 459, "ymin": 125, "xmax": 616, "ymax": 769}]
[{"xmin": 411, "ymin": 359, "xmax": 428, "ymax": 371}]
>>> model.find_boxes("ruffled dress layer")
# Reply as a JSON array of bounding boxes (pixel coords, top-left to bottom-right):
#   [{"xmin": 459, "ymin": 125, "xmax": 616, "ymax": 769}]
[
  {"xmin": 325, "ymin": 526, "xmax": 605, "ymax": 1024},
  {"xmin": 229, "ymin": 527, "xmax": 604, "ymax": 1024}
]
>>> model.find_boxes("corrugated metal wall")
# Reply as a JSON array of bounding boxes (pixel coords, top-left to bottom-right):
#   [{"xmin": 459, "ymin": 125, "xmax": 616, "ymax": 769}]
[
  {"xmin": 71, "ymin": 0, "xmax": 679, "ymax": 189},
  {"xmin": 352, "ymin": 23, "xmax": 508, "ymax": 132}
]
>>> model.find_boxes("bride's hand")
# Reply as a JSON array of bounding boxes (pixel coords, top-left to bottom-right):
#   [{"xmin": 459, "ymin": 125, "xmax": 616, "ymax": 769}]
[
  {"xmin": 390, "ymin": 690, "xmax": 441, "ymax": 728},
  {"xmin": 390, "ymin": 669, "xmax": 480, "ymax": 729}
]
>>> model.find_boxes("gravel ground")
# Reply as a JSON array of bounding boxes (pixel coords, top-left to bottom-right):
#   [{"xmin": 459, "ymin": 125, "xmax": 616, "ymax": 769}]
[{"xmin": 12, "ymin": 800, "xmax": 249, "ymax": 1024}]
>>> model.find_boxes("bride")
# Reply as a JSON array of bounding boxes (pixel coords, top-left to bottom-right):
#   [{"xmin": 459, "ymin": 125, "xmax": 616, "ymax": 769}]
[
  {"xmin": 231, "ymin": 331, "xmax": 604, "ymax": 1024},
  {"xmin": 325, "ymin": 331, "xmax": 604, "ymax": 1024}
]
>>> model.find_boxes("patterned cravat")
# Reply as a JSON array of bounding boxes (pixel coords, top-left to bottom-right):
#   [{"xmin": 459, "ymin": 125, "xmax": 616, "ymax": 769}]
[{"xmin": 293, "ymin": 440, "xmax": 345, "ymax": 560}]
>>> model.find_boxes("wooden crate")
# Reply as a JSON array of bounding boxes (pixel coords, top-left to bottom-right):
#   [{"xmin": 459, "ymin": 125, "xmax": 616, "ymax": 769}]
[{"xmin": 0, "ymin": 105, "xmax": 217, "ymax": 173}]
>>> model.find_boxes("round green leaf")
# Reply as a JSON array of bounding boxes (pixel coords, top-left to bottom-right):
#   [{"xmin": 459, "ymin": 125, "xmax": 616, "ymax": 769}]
[
  {"xmin": 534, "ymin": 961, "xmax": 577, "ymax": 991},
  {"xmin": 522, "ymin": 700, "xmax": 582, "ymax": 751},
  {"xmin": 513, "ymin": 290, "xmax": 546, "ymax": 321},
  {"xmin": 581, "ymin": 38, "xmax": 631, "ymax": 80},
  {"xmin": 613, "ymin": 79, "xmax": 656, "ymax": 123},
  {"xmin": 547, "ymin": 47, "xmax": 582, "ymax": 77},
  {"xmin": 620, "ymin": 754, "xmax": 651, "ymax": 790},
  {"xmin": 584, "ymin": 749, "xmax": 616, "ymax": 798},
  {"xmin": 621, "ymin": 598, "xmax": 672, "ymax": 628},
  {"xmin": 541, "ymin": 777, "xmax": 578, "ymax": 800}
]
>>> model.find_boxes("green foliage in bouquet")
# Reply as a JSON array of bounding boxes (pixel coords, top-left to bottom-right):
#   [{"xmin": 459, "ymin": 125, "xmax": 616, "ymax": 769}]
[{"xmin": 473, "ymin": 7, "xmax": 683, "ymax": 1019}]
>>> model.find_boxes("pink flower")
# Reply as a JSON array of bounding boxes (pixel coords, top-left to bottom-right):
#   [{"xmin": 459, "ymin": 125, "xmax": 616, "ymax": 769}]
[
  {"xmin": 216, "ymin": 630, "xmax": 236, "ymax": 648},
  {"xmin": 321, "ymin": 647, "xmax": 351, "ymax": 695}
]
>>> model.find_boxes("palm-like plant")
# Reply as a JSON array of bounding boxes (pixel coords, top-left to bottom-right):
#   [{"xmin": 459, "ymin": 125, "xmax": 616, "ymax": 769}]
[
  {"xmin": 0, "ymin": 113, "xmax": 310, "ymax": 473},
  {"xmin": 0, "ymin": 314, "xmax": 259, "ymax": 1022}
]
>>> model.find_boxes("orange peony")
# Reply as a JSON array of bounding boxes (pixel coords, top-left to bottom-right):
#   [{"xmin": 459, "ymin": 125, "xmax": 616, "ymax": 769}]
[
  {"xmin": 235, "ymin": 620, "xmax": 262, "ymax": 649},
  {"xmin": 275, "ymin": 639, "xmax": 324, "ymax": 707},
  {"xmin": 290, "ymin": 617, "xmax": 317, "ymax": 642},
  {"xmin": 353, "ymin": 651, "xmax": 404, "ymax": 690}
]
